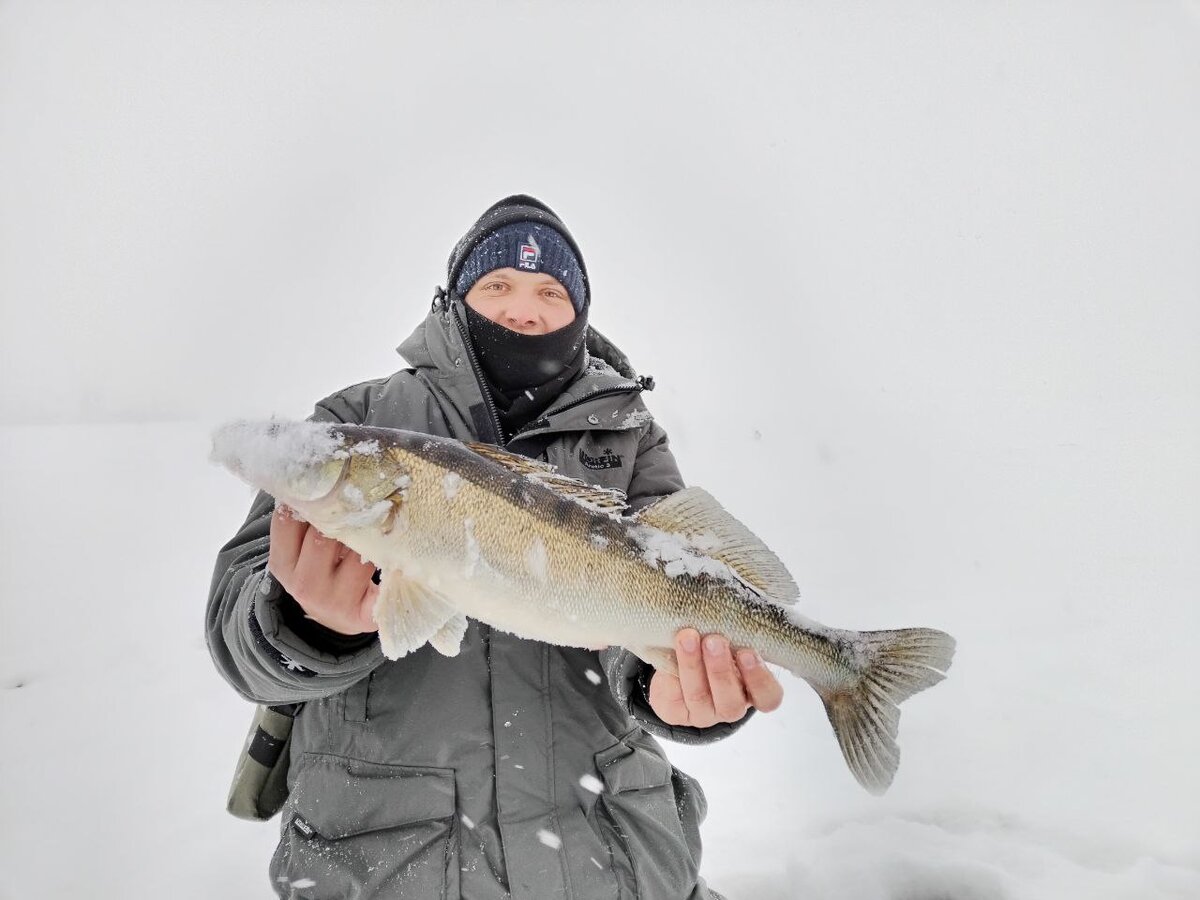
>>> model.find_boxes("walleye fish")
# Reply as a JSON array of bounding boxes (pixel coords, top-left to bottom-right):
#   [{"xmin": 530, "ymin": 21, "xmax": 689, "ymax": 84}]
[{"xmin": 212, "ymin": 419, "xmax": 955, "ymax": 794}]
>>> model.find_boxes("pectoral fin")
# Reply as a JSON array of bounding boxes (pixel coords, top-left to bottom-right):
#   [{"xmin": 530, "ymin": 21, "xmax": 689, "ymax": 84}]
[{"xmin": 373, "ymin": 571, "xmax": 459, "ymax": 660}]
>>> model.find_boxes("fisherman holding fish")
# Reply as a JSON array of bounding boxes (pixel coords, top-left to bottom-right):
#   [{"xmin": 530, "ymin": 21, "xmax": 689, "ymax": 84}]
[{"xmin": 208, "ymin": 196, "xmax": 786, "ymax": 899}]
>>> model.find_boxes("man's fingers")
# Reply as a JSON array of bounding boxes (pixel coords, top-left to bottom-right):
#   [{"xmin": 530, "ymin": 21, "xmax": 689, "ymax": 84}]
[
  {"xmin": 647, "ymin": 671, "xmax": 690, "ymax": 726},
  {"xmin": 268, "ymin": 505, "xmax": 307, "ymax": 578},
  {"xmin": 332, "ymin": 554, "xmax": 378, "ymax": 618},
  {"xmin": 293, "ymin": 522, "xmax": 342, "ymax": 584},
  {"xmin": 737, "ymin": 650, "xmax": 784, "ymax": 713},
  {"xmin": 702, "ymin": 635, "xmax": 750, "ymax": 721},
  {"xmin": 674, "ymin": 628, "xmax": 717, "ymax": 726},
  {"xmin": 355, "ymin": 583, "xmax": 380, "ymax": 634}
]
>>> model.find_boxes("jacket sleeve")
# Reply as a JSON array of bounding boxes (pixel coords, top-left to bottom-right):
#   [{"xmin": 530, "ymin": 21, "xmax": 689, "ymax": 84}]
[
  {"xmin": 603, "ymin": 419, "xmax": 755, "ymax": 744},
  {"xmin": 205, "ymin": 401, "xmax": 385, "ymax": 704}
]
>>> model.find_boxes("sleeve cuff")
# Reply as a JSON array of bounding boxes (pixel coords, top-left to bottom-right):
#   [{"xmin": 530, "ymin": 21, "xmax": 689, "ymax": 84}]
[
  {"xmin": 599, "ymin": 646, "xmax": 754, "ymax": 745},
  {"xmin": 248, "ymin": 570, "xmax": 383, "ymax": 675}
]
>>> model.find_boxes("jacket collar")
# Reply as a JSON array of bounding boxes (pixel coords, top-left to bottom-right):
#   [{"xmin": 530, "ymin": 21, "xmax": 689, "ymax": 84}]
[{"xmin": 396, "ymin": 297, "xmax": 652, "ymax": 442}]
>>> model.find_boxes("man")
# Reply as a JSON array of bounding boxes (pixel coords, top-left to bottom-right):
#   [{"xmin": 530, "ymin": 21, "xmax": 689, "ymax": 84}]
[{"xmin": 207, "ymin": 195, "xmax": 783, "ymax": 899}]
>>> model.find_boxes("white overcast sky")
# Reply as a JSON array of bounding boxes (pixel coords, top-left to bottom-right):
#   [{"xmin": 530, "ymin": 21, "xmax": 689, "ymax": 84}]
[{"xmin": 1, "ymin": 1, "xmax": 1196, "ymax": 430}]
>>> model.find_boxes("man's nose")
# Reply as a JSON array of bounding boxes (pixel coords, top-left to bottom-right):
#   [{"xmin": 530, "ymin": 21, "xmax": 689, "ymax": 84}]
[{"xmin": 503, "ymin": 293, "xmax": 539, "ymax": 328}]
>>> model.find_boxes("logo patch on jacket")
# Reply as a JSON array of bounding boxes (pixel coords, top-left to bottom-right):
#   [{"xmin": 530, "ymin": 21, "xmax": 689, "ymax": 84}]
[{"xmin": 579, "ymin": 447, "xmax": 623, "ymax": 470}]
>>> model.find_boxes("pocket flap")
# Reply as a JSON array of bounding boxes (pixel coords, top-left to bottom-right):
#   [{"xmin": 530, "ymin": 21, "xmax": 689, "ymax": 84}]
[
  {"xmin": 291, "ymin": 752, "xmax": 456, "ymax": 839},
  {"xmin": 594, "ymin": 735, "xmax": 673, "ymax": 792}
]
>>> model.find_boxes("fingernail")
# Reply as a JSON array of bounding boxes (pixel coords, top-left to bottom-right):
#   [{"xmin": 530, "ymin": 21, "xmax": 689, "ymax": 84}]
[
  {"xmin": 738, "ymin": 650, "xmax": 759, "ymax": 670},
  {"xmin": 680, "ymin": 632, "xmax": 698, "ymax": 653},
  {"xmin": 704, "ymin": 635, "xmax": 725, "ymax": 656}
]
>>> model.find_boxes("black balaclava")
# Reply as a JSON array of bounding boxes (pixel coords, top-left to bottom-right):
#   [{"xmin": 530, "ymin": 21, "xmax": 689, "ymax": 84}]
[{"xmin": 445, "ymin": 195, "xmax": 592, "ymax": 439}]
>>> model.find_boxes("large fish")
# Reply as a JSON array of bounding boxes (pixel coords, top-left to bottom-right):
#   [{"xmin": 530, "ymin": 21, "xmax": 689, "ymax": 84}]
[{"xmin": 212, "ymin": 419, "xmax": 955, "ymax": 794}]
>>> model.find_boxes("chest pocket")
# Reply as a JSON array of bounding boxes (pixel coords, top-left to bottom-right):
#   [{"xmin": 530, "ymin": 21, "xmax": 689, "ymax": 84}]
[{"xmin": 546, "ymin": 430, "xmax": 642, "ymax": 497}]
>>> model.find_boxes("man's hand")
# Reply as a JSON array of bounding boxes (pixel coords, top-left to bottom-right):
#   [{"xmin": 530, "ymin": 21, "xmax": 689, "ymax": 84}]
[
  {"xmin": 267, "ymin": 505, "xmax": 379, "ymax": 637},
  {"xmin": 647, "ymin": 628, "xmax": 783, "ymax": 728}
]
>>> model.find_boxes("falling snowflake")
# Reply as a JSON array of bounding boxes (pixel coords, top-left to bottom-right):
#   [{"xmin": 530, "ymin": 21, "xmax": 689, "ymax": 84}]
[
  {"xmin": 291, "ymin": 878, "xmax": 316, "ymax": 889},
  {"xmin": 280, "ymin": 655, "xmax": 307, "ymax": 673},
  {"xmin": 461, "ymin": 814, "xmax": 476, "ymax": 829},
  {"xmin": 579, "ymin": 774, "xmax": 603, "ymax": 794},
  {"xmin": 537, "ymin": 829, "xmax": 562, "ymax": 850},
  {"xmin": 585, "ymin": 669, "xmax": 602, "ymax": 685}
]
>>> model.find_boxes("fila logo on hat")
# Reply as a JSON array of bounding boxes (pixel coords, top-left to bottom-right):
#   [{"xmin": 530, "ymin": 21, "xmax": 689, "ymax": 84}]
[{"xmin": 518, "ymin": 234, "xmax": 541, "ymax": 271}]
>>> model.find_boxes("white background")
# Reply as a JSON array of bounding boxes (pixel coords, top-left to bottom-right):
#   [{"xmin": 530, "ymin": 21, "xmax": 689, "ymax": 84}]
[{"xmin": 1, "ymin": 2, "xmax": 1198, "ymax": 897}]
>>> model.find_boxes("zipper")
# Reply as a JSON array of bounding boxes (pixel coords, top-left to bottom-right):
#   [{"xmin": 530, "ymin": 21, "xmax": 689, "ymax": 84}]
[{"xmin": 452, "ymin": 307, "xmax": 506, "ymax": 444}]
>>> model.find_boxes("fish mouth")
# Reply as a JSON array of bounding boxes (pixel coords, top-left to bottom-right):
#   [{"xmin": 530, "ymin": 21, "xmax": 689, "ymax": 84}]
[{"xmin": 210, "ymin": 419, "xmax": 350, "ymax": 502}]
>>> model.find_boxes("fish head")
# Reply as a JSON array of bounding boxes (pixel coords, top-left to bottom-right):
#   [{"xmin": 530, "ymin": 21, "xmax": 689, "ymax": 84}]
[{"xmin": 210, "ymin": 420, "xmax": 412, "ymax": 529}]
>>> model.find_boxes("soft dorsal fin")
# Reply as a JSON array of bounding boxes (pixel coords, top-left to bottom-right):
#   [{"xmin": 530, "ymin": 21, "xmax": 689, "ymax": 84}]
[
  {"xmin": 635, "ymin": 486, "xmax": 800, "ymax": 604},
  {"xmin": 465, "ymin": 441, "xmax": 628, "ymax": 515}
]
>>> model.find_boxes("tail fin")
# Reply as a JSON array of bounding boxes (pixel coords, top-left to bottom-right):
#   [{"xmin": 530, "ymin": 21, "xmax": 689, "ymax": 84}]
[{"xmin": 819, "ymin": 627, "xmax": 956, "ymax": 794}]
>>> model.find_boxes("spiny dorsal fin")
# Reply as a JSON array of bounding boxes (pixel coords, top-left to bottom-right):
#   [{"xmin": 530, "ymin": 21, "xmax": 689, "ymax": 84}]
[
  {"xmin": 465, "ymin": 442, "xmax": 559, "ymax": 476},
  {"xmin": 465, "ymin": 441, "xmax": 628, "ymax": 515},
  {"xmin": 635, "ymin": 486, "xmax": 799, "ymax": 604}
]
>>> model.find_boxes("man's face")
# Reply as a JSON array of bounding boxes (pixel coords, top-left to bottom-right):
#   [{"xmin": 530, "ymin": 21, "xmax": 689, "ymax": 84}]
[{"xmin": 464, "ymin": 268, "xmax": 576, "ymax": 335}]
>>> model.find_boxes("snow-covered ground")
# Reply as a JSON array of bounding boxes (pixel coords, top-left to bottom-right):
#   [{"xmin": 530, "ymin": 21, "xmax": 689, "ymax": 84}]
[{"xmin": 2, "ymin": 1, "xmax": 1198, "ymax": 897}]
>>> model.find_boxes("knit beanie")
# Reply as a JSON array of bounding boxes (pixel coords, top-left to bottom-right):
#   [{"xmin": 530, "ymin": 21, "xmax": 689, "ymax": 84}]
[
  {"xmin": 453, "ymin": 222, "xmax": 586, "ymax": 315},
  {"xmin": 445, "ymin": 194, "xmax": 591, "ymax": 313}
]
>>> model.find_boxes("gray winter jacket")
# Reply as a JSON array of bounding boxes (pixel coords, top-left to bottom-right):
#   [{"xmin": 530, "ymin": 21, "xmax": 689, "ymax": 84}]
[{"xmin": 207, "ymin": 300, "xmax": 748, "ymax": 899}]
